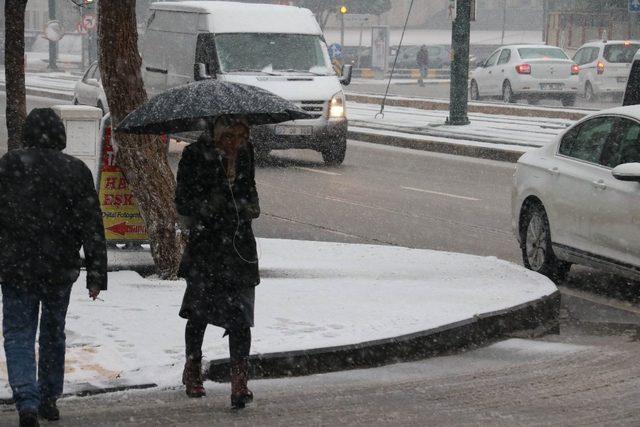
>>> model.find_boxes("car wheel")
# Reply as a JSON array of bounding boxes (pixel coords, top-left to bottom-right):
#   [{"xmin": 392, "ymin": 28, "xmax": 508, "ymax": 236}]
[
  {"xmin": 97, "ymin": 102, "xmax": 106, "ymax": 116},
  {"xmin": 72, "ymin": 97, "xmax": 79, "ymax": 105},
  {"xmin": 520, "ymin": 203, "xmax": 571, "ymax": 283},
  {"xmin": 321, "ymin": 138, "xmax": 347, "ymax": 166},
  {"xmin": 584, "ymin": 82, "xmax": 596, "ymax": 102},
  {"xmin": 469, "ymin": 80, "xmax": 480, "ymax": 101},
  {"xmin": 502, "ymin": 80, "xmax": 516, "ymax": 104},
  {"xmin": 561, "ymin": 95, "xmax": 576, "ymax": 107}
]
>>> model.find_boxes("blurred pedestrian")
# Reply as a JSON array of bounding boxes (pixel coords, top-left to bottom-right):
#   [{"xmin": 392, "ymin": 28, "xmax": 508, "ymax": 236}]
[
  {"xmin": 175, "ymin": 115, "xmax": 260, "ymax": 409},
  {"xmin": 0, "ymin": 108, "xmax": 107, "ymax": 427},
  {"xmin": 417, "ymin": 45, "xmax": 430, "ymax": 87}
]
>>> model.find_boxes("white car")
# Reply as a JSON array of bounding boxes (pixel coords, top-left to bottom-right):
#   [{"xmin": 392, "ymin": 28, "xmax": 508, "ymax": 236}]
[
  {"xmin": 470, "ymin": 44, "xmax": 579, "ymax": 106},
  {"xmin": 512, "ymin": 105, "xmax": 640, "ymax": 283},
  {"xmin": 573, "ymin": 40, "xmax": 640, "ymax": 102},
  {"xmin": 73, "ymin": 61, "xmax": 108, "ymax": 114}
]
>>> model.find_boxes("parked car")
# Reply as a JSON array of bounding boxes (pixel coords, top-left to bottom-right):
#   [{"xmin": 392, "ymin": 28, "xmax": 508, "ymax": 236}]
[
  {"xmin": 470, "ymin": 44, "xmax": 579, "ymax": 106},
  {"xmin": 73, "ymin": 61, "xmax": 108, "ymax": 114},
  {"xmin": 573, "ymin": 40, "xmax": 640, "ymax": 102},
  {"xmin": 512, "ymin": 105, "xmax": 640, "ymax": 283},
  {"xmin": 623, "ymin": 49, "xmax": 640, "ymax": 106}
]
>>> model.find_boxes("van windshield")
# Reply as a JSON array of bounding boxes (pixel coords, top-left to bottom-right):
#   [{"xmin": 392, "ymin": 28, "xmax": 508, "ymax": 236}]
[{"xmin": 214, "ymin": 33, "xmax": 333, "ymax": 75}]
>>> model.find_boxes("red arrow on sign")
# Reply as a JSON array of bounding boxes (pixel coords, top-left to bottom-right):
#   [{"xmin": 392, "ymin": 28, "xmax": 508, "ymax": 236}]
[{"xmin": 106, "ymin": 222, "xmax": 143, "ymax": 236}]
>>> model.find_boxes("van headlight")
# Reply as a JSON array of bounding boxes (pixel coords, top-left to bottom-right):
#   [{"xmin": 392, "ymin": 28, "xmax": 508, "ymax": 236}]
[{"xmin": 328, "ymin": 92, "xmax": 346, "ymax": 118}]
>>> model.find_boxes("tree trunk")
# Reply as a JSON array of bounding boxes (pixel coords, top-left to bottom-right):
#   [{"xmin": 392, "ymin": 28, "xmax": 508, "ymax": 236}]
[
  {"xmin": 4, "ymin": 0, "xmax": 27, "ymax": 151},
  {"xmin": 98, "ymin": 1, "xmax": 183, "ymax": 279}
]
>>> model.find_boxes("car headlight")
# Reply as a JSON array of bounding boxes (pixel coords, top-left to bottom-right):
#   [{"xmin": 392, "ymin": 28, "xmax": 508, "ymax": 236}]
[{"xmin": 328, "ymin": 92, "xmax": 346, "ymax": 118}]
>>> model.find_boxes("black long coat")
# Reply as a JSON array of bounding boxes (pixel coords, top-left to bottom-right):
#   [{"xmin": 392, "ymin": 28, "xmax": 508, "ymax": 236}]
[
  {"xmin": 175, "ymin": 133, "xmax": 260, "ymax": 328},
  {"xmin": 0, "ymin": 108, "xmax": 107, "ymax": 292}
]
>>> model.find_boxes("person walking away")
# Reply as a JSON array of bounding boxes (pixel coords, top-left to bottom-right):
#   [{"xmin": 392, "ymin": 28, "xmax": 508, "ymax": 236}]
[
  {"xmin": 417, "ymin": 45, "xmax": 429, "ymax": 87},
  {"xmin": 175, "ymin": 115, "xmax": 260, "ymax": 409},
  {"xmin": 0, "ymin": 108, "xmax": 107, "ymax": 427}
]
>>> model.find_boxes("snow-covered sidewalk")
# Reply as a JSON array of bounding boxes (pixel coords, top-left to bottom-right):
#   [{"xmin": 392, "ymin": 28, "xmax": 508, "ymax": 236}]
[
  {"xmin": 348, "ymin": 101, "xmax": 574, "ymax": 152},
  {"xmin": 0, "ymin": 238, "xmax": 557, "ymax": 399}
]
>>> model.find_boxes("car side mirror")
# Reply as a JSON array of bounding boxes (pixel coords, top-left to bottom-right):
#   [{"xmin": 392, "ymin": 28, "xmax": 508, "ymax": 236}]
[
  {"xmin": 194, "ymin": 63, "xmax": 213, "ymax": 81},
  {"xmin": 86, "ymin": 78, "xmax": 99, "ymax": 87},
  {"xmin": 340, "ymin": 64, "xmax": 352, "ymax": 86},
  {"xmin": 612, "ymin": 163, "xmax": 640, "ymax": 182}
]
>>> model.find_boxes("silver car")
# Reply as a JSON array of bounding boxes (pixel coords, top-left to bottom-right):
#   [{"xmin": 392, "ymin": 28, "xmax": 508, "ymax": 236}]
[{"xmin": 73, "ymin": 61, "xmax": 108, "ymax": 115}]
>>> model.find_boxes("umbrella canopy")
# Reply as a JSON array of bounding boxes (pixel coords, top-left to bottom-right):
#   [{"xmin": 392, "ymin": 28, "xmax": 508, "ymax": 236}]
[{"xmin": 115, "ymin": 79, "xmax": 314, "ymax": 134}]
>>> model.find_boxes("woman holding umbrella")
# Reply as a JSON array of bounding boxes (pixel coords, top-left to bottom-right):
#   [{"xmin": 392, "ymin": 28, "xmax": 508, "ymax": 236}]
[
  {"xmin": 175, "ymin": 115, "xmax": 260, "ymax": 409},
  {"xmin": 116, "ymin": 78, "xmax": 312, "ymax": 408}
]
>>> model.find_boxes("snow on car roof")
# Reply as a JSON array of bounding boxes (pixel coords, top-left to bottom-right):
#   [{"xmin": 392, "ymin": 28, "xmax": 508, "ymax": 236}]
[{"xmin": 150, "ymin": 1, "xmax": 321, "ymax": 35}]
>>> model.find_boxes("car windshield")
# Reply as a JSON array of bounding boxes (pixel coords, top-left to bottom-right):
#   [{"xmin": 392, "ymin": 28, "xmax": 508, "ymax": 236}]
[
  {"xmin": 517, "ymin": 47, "xmax": 568, "ymax": 60},
  {"xmin": 603, "ymin": 43, "xmax": 640, "ymax": 63},
  {"xmin": 215, "ymin": 33, "xmax": 333, "ymax": 75}
]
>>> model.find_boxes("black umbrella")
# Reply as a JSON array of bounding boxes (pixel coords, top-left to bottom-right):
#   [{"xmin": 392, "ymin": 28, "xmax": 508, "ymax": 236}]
[{"xmin": 115, "ymin": 79, "xmax": 313, "ymax": 134}]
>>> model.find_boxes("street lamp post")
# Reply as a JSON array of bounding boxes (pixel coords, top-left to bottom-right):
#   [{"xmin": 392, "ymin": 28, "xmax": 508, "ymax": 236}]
[
  {"xmin": 340, "ymin": 5, "xmax": 348, "ymax": 47},
  {"xmin": 447, "ymin": 0, "xmax": 471, "ymax": 126}
]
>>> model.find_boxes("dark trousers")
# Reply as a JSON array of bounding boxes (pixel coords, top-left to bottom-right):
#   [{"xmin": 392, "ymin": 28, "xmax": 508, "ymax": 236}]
[
  {"xmin": 185, "ymin": 320, "xmax": 251, "ymax": 361},
  {"xmin": 1, "ymin": 283, "xmax": 72, "ymax": 413}
]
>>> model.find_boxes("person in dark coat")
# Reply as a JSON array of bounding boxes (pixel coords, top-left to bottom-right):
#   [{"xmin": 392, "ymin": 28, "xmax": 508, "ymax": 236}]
[
  {"xmin": 417, "ymin": 45, "xmax": 429, "ymax": 87},
  {"xmin": 0, "ymin": 108, "xmax": 107, "ymax": 426},
  {"xmin": 175, "ymin": 115, "xmax": 260, "ymax": 409}
]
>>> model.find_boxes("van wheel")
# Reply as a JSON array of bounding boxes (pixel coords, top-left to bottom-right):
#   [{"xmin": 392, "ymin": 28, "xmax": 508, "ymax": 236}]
[
  {"xmin": 469, "ymin": 80, "xmax": 480, "ymax": 100},
  {"xmin": 97, "ymin": 102, "xmax": 106, "ymax": 116},
  {"xmin": 520, "ymin": 203, "xmax": 570, "ymax": 283},
  {"xmin": 321, "ymin": 138, "xmax": 346, "ymax": 166},
  {"xmin": 72, "ymin": 97, "xmax": 79, "ymax": 105},
  {"xmin": 502, "ymin": 80, "xmax": 516, "ymax": 103}
]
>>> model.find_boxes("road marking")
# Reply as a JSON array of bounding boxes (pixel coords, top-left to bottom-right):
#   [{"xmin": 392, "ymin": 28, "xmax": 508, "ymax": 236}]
[
  {"xmin": 401, "ymin": 186, "xmax": 480, "ymax": 201},
  {"xmin": 295, "ymin": 167, "xmax": 342, "ymax": 176}
]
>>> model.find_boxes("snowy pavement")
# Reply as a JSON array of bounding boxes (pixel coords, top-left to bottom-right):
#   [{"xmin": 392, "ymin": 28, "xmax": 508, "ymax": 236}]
[
  {"xmin": 0, "ymin": 238, "xmax": 557, "ymax": 399},
  {"xmin": 348, "ymin": 101, "xmax": 573, "ymax": 152}
]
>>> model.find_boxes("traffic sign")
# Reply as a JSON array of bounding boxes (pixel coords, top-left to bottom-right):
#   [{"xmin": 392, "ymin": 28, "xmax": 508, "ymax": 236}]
[
  {"xmin": 329, "ymin": 43, "xmax": 343, "ymax": 59},
  {"xmin": 630, "ymin": 0, "xmax": 640, "ymax": 12},
  {"xmin": 82, "ymin": 13, "xmax": 96, "ymax": 30}
]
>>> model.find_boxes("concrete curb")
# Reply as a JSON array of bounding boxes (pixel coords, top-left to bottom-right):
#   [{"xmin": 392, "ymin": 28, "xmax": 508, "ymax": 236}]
[
  {"xmin": 347, "ymin": 93, "xmax": 589, "ymax": 121},
  {"xmin": 0, "ymin": 383, "xmax": 157, "ymax": 406},
  {"xmin": 348, "ymin": 129, "xmax": 524, "ymax": 163},
  {"xmin": 207, "ymin": 291, "xmax": 560, "ymax": 382}
]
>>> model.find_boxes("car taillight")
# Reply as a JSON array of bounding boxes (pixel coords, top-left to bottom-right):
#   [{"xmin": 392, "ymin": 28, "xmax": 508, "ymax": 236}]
[
  {"xmin": 515, "ymin": 64, "xmax": 531, "ymax": 74},
  {"xmin": 597, "ymin": 60, "xmax": 605, "ymax": 75},
  {"xmin": 571, "ymin": 64, "xmax": 580, "ymax": 75}
]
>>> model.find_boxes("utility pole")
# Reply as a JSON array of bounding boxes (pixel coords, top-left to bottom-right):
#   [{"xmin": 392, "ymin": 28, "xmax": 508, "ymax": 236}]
[
  {"xmin": 48, "ymin": 0, "xmax": 58, "ymax": 70},
  {"xmin": 447, "ymin": 0, "xmax": 471, "ymax": 126}
]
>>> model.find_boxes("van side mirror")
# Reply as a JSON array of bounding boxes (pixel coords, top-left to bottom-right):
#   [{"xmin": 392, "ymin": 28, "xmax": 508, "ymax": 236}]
[
  {"xmin": 612, "ymin": 163, "xmax": 640, "ymax": 182},
  {"xmin": 194, "ymin": 63, "xmax": 212, "ymax": 81},
  {"xmin": 340, "ymin": 64, "xmax": 352, "ymax": 86}
]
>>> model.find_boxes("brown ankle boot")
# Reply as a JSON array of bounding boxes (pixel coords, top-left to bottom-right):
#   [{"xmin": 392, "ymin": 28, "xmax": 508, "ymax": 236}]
[
  {"xmin": 230, "ymin": 358, "xmax": 253, "ymax": 409},
  {"xmin": 182, "ymin": 357, "xmax": 206, "ymax": 398}
]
